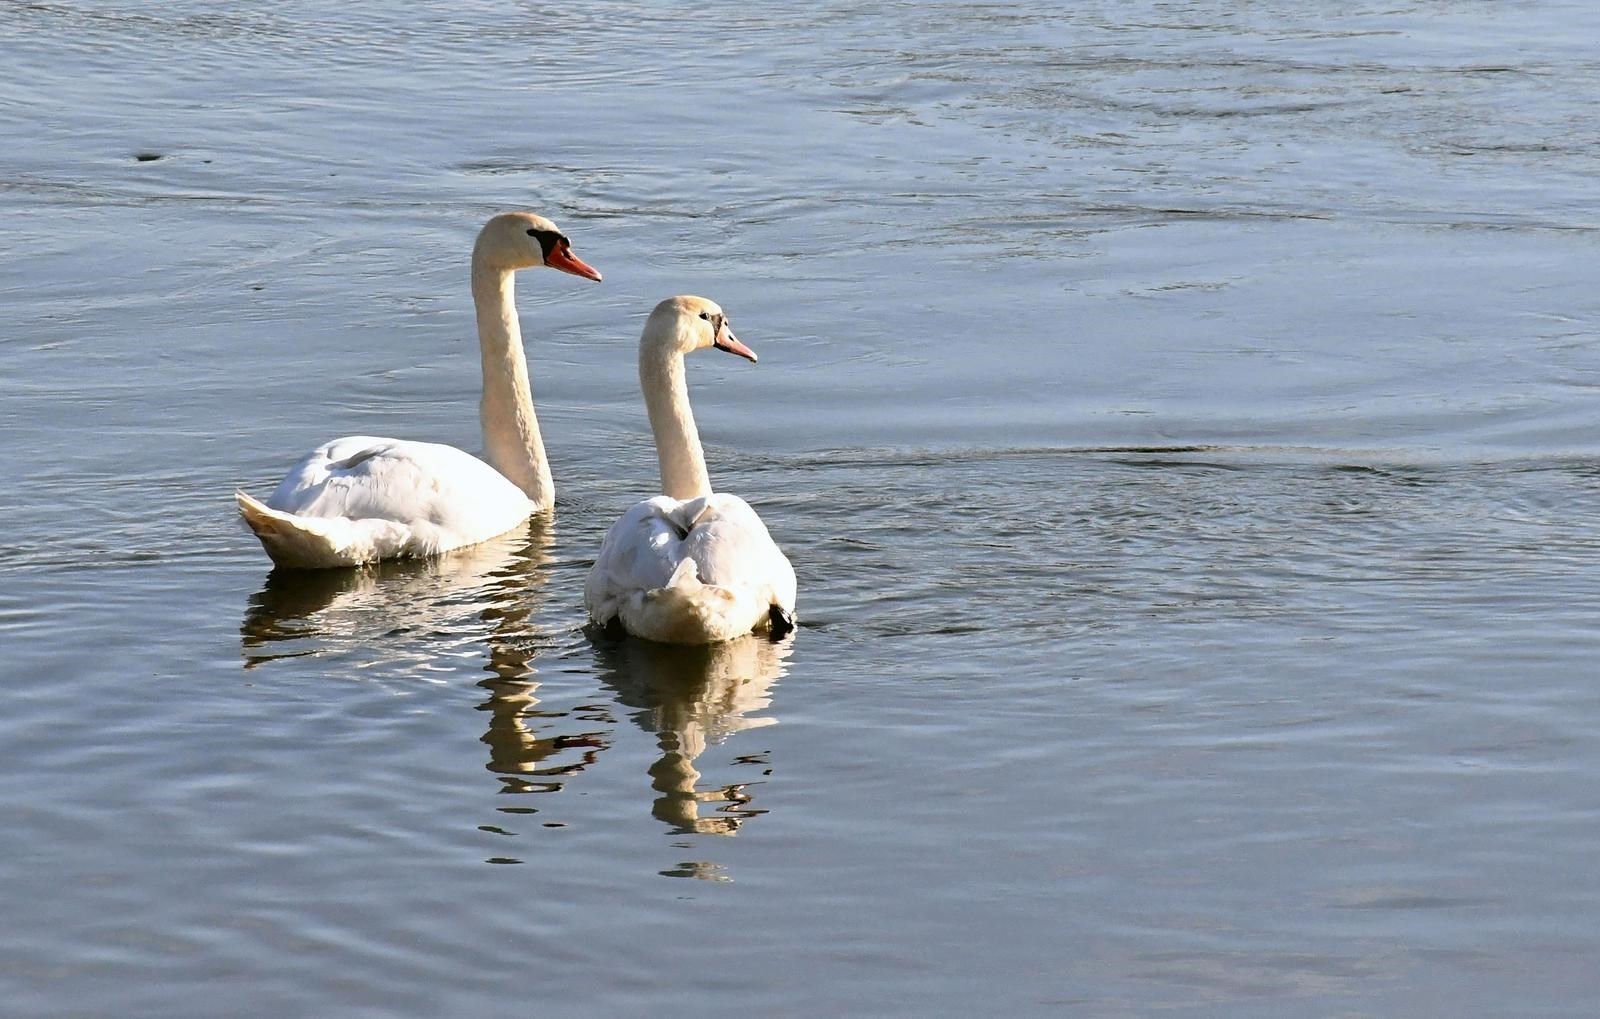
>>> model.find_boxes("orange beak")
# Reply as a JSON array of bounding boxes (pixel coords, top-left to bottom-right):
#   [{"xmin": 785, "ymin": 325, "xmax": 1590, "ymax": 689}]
[{"xmin": 545, "ymin": 242, "xmax": 602, "ymax": 282}]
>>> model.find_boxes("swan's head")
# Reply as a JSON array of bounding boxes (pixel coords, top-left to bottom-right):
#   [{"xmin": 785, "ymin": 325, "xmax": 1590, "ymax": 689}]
[
  {"xmin": 644, "ymin": 295, "xmax": 758, "ymax": 363},
  {"xmin": 474, "ymin": 211, "xmax": 602, "ymax": 281}
]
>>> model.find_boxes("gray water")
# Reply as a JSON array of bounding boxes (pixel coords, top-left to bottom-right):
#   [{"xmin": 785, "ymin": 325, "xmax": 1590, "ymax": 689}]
[{"xmin": 4, "ymin": 2, "xmax": 1600, "ymax": 1015}]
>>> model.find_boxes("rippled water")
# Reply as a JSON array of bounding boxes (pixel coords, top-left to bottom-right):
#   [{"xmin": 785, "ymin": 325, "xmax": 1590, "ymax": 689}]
[{"xmin": 4, "ymin": 2, "xmax": 1600, "ymax": 1016}]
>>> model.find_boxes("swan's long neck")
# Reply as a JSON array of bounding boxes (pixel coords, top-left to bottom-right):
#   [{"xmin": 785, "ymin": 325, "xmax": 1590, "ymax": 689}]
[
  {"xmin": 641, "ymin": 336, "xmax": 712, "ymax": 501},
  {"xmin": 472, "ymin": 255, "xmax": 553, "ymax": 508}
]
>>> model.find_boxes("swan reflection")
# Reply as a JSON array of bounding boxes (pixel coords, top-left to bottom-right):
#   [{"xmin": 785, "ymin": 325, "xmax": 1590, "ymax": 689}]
[
  {"xmin": 241, "ymin": 523, "xmax": 617, "ymax": 815},
  {"xmin": 589, "ymin": 631, "xmax": 793, "ymax": 838},
  {"xmin": 239, "ymin": 525, "xmax": 794, "ymax": 873},
  {"xmin": 478, "ymin": 667, "xmax": 612, "ymax": 797},
  {"xmin": 240, "ymin": 525, "xmax": 554, "ymax": 671}
]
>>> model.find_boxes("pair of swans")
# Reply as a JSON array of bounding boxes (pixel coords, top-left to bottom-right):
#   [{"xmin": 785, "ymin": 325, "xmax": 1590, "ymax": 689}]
[{"xmin": 236, "ymin": 212, "xmax": 796, "ymax": 645}]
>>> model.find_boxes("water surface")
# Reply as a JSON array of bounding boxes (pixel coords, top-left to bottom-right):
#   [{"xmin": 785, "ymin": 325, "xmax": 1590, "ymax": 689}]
[{"xmin": 3, "ymin": 2, "xmax": 1600, "ymax": 1016}]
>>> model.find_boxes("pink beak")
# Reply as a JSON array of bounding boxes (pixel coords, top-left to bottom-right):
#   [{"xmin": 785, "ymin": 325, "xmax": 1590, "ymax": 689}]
[{"xmin": 714, "ymin": 328, "xmax": 758, "ymax": 363}]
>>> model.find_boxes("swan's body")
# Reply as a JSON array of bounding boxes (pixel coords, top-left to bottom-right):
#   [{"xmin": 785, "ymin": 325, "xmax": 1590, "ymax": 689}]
[
  {"xmin": 586, "ymin": 297, "xmax": 796, "ymax": 644},
  {"xmin": 236, "ymin": 437, "xmax": 534, "ymax": 568},
  {"xmin": 588, "ymin": 492, "xmax": 796, "ymax": 644},
  {"xmin": 237, "ymin": 212, "xmax": 600, "ymax": 569}
]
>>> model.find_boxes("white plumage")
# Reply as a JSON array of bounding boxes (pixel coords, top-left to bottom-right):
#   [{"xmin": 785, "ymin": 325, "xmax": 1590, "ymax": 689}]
[
  {"xmin": 585, "ymin": 296, "xmax": 797, "ymax": 644},
  {"xmin": 236, "ymin": 211, "xmax": 601, "ymax": 569},
  {"xmin": 587, "ymin": 493, "xmax": 797, "ymax": 644},
  {"xmin": 237, "ymin": 437, "xmax": 534, "ymax": 568}
]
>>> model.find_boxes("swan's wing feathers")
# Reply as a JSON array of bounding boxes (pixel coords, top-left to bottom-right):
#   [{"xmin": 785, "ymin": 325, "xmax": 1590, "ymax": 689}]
[
  {"xmin": 684, "ymin": 494, "xmax": 797, "ymax": 610},
  {"xmin": 584, "ymin": 493, "xmax": 796, "ymax": 639},
  {"xmin": 269, "ymin": 437, "xmax": 528, "ymax": 524},
  {"xmin": 586, "ymin": 496, "xmax": 698, "ymax": 617}
]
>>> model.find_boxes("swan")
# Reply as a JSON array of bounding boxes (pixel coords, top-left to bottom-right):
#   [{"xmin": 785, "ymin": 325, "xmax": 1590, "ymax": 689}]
[
  {"xmin": 585, "ymin": 296, "xmax": 797, "ymax": 645},
  {"xmin": 236, "ymin": 212, "xmax": 601, "ymax": 569}
]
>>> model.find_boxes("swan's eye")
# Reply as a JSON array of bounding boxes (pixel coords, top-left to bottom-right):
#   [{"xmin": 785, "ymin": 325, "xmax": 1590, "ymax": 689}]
[
  {"xmin": 525, "ymin": 229, "xmax": 563, "ymax": 259},
  {"xmin": 699, "ymin": 312, "xmax": 710, "ymax": 321}
]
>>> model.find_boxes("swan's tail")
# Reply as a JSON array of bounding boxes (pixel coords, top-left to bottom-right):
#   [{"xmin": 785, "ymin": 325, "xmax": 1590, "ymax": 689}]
[
  {"xmin": 665, "ymin": 556, "xmax": 701, "ymax": 590},
  {"xmin": 619, "ymin": 558, "xmax": 754, "ymax": 645},
  {"xmin": 236, "ymin": 491, "xmax": 368, "ymax": 569}
]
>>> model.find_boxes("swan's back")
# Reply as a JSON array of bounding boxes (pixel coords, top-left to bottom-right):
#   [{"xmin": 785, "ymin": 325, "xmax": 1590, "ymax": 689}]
[
  {"xmin": 240, "ymin": 436, "xmax": 534, "ymax": 568},
  {"xmin": 585, "ymin": 493, "xmax": 795, "ymax": 644}
]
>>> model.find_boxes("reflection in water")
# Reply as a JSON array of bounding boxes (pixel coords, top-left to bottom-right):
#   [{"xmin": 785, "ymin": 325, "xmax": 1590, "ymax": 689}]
[
  {"xmin": 240, "ymin": 523, "xmax": 618, "ymax": 858},
  {"xmin": 590, "ymin": 632, "xmax": 793, "ymax": 849},
  {"xmin": 239, "ymin": 522, "xmax": 793, "ymax": 874},
  {"xmin": 241, "ymin": 520, "xmax": 614, "ymax": 797},
  {"xmin": 478, "ymin": 659, "xmax": 612, "ymax": 800},
  {"xmin": 240, "ymin": 525, "xmax": 554, "ymax": 670}
]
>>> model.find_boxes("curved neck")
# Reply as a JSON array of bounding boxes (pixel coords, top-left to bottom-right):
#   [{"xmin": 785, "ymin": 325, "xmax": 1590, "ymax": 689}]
[
  {"xmin": 641, "ymin": 339, "xmax": 711, "ymax": 500},
  {"xmin": 471, "ymin": 257, "xmax": 552, "ymax": 508}
]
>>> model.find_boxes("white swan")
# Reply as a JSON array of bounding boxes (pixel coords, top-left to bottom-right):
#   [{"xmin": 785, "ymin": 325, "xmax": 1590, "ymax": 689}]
[
  {"xmin": 236, "ymin": 212, "xmax": 601, "ymax": 569},
  {"xmin": 585, "ymin": 296, "xmax": 797, "ymax": 644}
]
